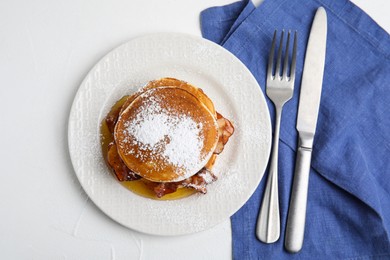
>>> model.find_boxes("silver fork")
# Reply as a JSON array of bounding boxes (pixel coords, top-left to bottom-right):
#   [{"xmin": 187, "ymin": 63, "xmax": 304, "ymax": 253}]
[{"xmin": 256, "ymin": 30, "xmax": 297, "ymax": 243}]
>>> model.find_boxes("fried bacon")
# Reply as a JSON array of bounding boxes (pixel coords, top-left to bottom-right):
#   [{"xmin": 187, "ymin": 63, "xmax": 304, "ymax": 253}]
[
  {"xmin": 181, "ymin": 168, "xmax": 218, "ymax": 194},
  {"xmin": 106, "ymin": 109, "xmax": 120, "ymax": 134},
  {"xmin": 107, "ymin": 142, "xmax": 141, "ymax": 181},
  {"xmin": 214, "ymin": 112, "xmax": 235, "ymax": 154},
  {"xmin": 143, "ymin": 168, "xmax": 219, "ymax": 198},
  {"xmin": 144, "ymin": 182, "xmax": 180, "ymax": 198}
]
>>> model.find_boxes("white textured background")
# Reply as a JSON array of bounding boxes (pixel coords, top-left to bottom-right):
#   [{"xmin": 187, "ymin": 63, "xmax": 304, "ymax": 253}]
[{"xmin": 0, "ymin": 0, "xmax": 388, "ymax": 259}]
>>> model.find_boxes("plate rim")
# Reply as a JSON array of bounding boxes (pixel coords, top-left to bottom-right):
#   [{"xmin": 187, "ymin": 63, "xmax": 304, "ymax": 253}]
[{"xmin": 68, "ymin": 32, "xmax": 272, "ymax": 236}]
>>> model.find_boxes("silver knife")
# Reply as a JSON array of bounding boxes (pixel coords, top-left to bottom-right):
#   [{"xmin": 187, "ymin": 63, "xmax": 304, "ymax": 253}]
[{"xmin": 285, "ymin": 7, "xmax": 327, "ymax": 253}]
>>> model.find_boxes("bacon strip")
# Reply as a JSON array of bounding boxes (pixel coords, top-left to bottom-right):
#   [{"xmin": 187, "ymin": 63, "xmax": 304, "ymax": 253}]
[
  {"xmin": 214, "ymin": 112, "xmax": 235, "ymax": 154},
  {"xmin": 145, "ymin": 168, "xmax": 218, "ymax": 198},
  {"xmin": 181, "ymin": 168, "xmax": 218, "ymax": 194},
  {"xmin": 107, "ymin": 142, "xmax": 141, "ymax": 181},
  {"xmin": 150, "ymin": 182, "xmax": 180, "ymax": 198}
]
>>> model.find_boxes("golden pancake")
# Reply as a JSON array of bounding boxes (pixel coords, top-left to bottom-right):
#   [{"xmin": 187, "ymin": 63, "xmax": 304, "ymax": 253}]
[
  {"xmin": 114, "ymin": 86, "xmax": 219, "ymax": 182},
  {"xmin": 144, "ymin": 78, "xmax": 216, "ymax": 115},
  {"xmin": 119, "ymin": 78, "xmax": 216, "ymax": 116}
]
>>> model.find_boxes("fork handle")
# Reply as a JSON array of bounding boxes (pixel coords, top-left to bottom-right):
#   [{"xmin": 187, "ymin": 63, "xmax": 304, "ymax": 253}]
[
  {"xmin": 285, "ymin": 140, "xmax": 312, "ymax": 253},
  {"xmin": 256, "ymin": 107, "xmax": 282, "ymax": 243}
]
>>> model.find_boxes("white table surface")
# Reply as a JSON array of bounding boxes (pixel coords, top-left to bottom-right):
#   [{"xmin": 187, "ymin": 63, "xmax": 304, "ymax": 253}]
[{"xmin": 1, "ymin": 0, "xmax": 388, "ymax": 259}]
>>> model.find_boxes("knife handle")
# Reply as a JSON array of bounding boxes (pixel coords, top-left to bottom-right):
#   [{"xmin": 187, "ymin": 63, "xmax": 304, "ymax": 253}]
[{"xmin": 285, "ymin": 141, "xmax": 312, "ymax": 253}]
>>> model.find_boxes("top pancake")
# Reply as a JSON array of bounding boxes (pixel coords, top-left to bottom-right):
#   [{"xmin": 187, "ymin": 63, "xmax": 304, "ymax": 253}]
[
  {"xmin": 114, "ymin": 84, "xmax": 219, "ymax": 182},
  {"xmin": 119, "ymin": 77, "xmax": 216, "ymax": 116}
]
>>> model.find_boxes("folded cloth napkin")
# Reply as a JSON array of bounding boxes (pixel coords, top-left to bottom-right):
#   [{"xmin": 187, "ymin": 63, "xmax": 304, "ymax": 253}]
[{"xmin": 201, "ymin": 0, "xmax": 390, "ymax": 259}]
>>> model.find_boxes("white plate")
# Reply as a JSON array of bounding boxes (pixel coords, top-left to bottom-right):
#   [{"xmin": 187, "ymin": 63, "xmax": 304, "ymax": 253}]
[{"xmin": 68, "ymin": 33, "xmax": 271, "ymax": 236}]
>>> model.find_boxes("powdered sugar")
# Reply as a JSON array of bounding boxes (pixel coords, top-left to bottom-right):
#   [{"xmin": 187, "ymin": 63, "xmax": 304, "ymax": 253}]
[
  {"xmin": 122, "ymin": 89, "xmax": 206, "ymax": 177},
  {"xmin": 129, "ymin": 113, "xmax": 171, "ymax": 147},
  {"xmin": 161, "ymin": 117, "xmax": 203, "ymax": 170}
]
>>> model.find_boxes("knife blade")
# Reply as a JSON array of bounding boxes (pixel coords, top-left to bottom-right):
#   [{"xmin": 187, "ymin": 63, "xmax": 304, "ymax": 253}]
[{"xmin": 285, "ymin": 7, "xmax": 327, "ymax": 253}]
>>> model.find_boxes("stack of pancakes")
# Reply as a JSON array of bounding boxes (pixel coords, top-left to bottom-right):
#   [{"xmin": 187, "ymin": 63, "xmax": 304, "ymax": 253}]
[{"xmin": 104, "ymin": 78, "xmax": 234, "ymax": 198}]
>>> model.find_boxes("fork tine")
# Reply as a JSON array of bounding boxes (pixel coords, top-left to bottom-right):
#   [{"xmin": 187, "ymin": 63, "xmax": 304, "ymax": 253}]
[
  {"xmin": 275, "ymin": 30, "xmax": 284, "ymax": 78},
  {"xmin": 282, "ymin": 31, "xmax": 291, "ymax": 79},
  {"xmin": 289, "ymin": 31, "xmax": 298, "ymax": 82},
  {"xmin": 267, "ymin": 30, "xmax": 277, "ymax": 81}
]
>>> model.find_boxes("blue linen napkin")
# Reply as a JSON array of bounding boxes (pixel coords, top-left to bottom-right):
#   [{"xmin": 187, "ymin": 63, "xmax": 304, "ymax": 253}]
[{"xmin": 201, "ymin": 0, "xmax": 390, "ymax": 259}]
